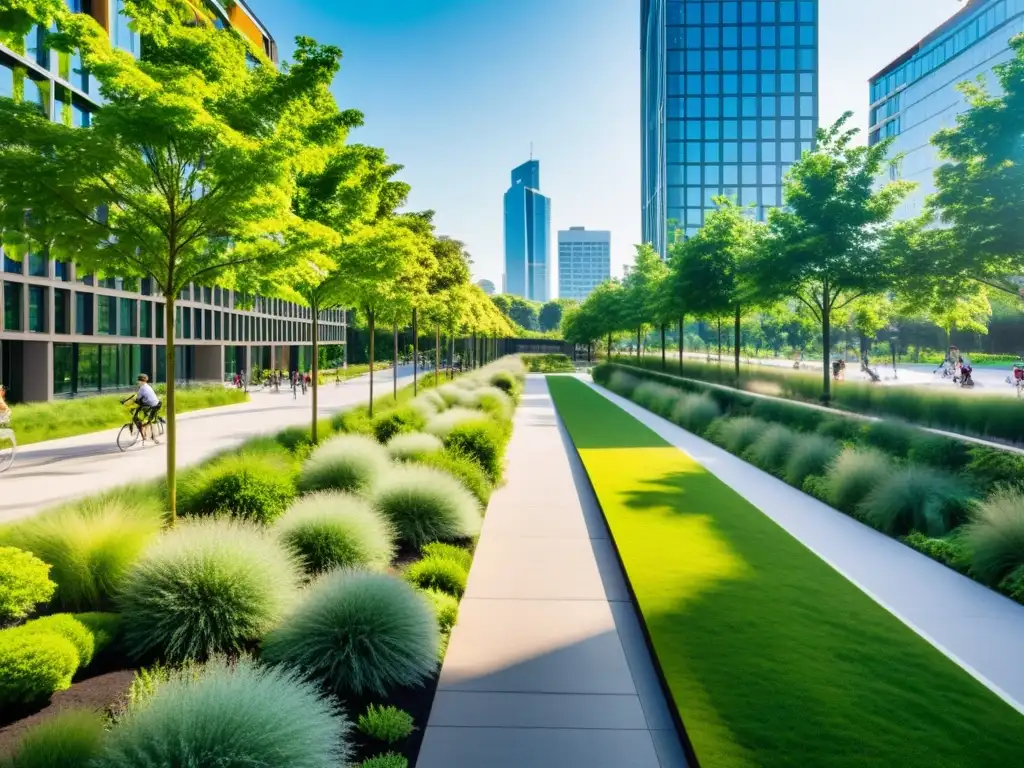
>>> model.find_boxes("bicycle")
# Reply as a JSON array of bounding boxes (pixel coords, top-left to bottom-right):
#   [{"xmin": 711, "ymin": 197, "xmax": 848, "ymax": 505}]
[
  {"xmin": 117, "ymin": 398, "xmax": 165, "ymax": 452},
  {"xmin": 0, "ymin": 412, "xmax": 16, "ymax": 473}
]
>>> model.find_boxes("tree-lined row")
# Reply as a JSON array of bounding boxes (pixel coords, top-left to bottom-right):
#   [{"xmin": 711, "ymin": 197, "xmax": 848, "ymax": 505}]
[
  {"xmin": 0, "ymin": 1, "xmax": 514, "ymax": 520},
  {"xmin": 565, "ymin": 36, "xmax": 1024, "ymax": 398}
]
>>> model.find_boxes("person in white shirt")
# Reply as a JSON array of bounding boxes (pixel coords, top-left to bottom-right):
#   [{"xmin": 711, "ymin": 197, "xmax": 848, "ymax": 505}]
[{"xmin": 122, "ymin": 374, "xmax": 162, "ymax": 443}]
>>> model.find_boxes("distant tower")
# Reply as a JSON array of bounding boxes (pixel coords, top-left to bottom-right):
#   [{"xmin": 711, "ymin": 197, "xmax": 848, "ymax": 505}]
[{"xmin": 503, "ymin": 159, "xmax": 551, "ymax": 302}]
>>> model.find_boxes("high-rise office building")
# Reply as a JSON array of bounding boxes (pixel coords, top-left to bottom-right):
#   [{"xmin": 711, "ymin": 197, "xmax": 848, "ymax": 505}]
[
  {"xmin": 0, "ymin": 1, "xmax": 344, "ymax": 403},
  {"xmin": 503, "ymin": 159, "xmax": 551, "ymax": 302},
  {"xmin": 869, "ymin": 0, "xmax": 1023, "ymax": 222},
  {"xmin": 557, "ymin": 228, "xmax": 611, "ymax": 301},
  {"xmin": 641, "ymin": 0, "xmax": 820, "ymax": 256}
]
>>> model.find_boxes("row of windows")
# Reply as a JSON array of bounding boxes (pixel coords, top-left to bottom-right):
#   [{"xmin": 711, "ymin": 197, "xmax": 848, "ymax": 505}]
[
  {"xmin": 668, "ymin": 139, "xmax": 812, "ymax": 165},
  {"xmin": 668, "ymin": 184, "xmax": 781, "ymax": 208},
  {"xmin": 666, "ymin": 158, "xmax": 802, "ymax": 186},
  {"xmin": 670, "ymin": 71, "xmax": 817, "ymax": 99},
  {"xmin": 668, "ymin": 25, "xmax": 816, "ymax": 51},
  {"xmin": 666, "ymin": 87, "xmax": 814, "ymax": 121},
  {"xmin": 871, "ymin": 0, "xmax": 1018, "ymax": 102},
  {"xmin": 669, "ymin": 113, "xmax": 814, "ymax": 140},
  {"xmin": 669, "ymin": 1, "xmax": 817, "ymax": 26},
  {"xmin": 668, "ymin": 48, "xmax": 815, "ymax": 74},
  {"xmin": 667, "ymin": 196, "xmax": 776, "ymax": 229}
]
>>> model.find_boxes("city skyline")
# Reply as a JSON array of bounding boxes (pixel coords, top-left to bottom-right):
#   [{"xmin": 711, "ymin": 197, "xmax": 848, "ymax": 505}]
[{"xmin": 503, "ymin": 159, "xmax": 551, "ymax": 302}]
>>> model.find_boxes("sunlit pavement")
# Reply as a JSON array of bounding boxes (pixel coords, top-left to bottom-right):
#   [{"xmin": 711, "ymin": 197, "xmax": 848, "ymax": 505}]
[{"xmin": 0, "ymin": 366, "xmax": 416, "ymax": 524}]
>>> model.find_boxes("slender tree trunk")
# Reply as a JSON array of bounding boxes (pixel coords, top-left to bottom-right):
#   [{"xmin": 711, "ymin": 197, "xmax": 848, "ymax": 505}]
[
  {"xmin": 678, "ymin": 315, "xmax": 684, "ymax": 375},
  {"xmin": 734, "ymin": 304, "xmax": 741, "ymax": 378},
  {"xmin": 636, "ymin": 328, "xmax": 641, "ymax": 361},
  {"xmin": 164, "ymin": 297, "xmax": 177, "ymax": 525},
  {"xmin": 412, "ymin": 308, "xmax": 418, "ymax": 396},
  {"xmin": 608, "ymin": 332, "xmax": 612, "ymax": 360},
  {"xmin": 717, "ymin": 318, "xmax": 723, "ymax": 364},
  {"xmin": 822, "ymin": 278, "xmax": 831, "ymax": 402},
  {"xmin": 368, "ymin": 309, "xmax": 376, "ymax": 417},
  {"xmin": 435, "ymin": 325, "xmax": 441, "ymax": 387},
  {"xmin": 660, "ymin": 324, "xmax": 666, "ymax": 371},
  {"xmin": 392, "ymin": 320, "xmax": 398, "ymax": 400},
  {"xmin": 311, "ymin": 300, "xmax": 320, "ymax": 444}
]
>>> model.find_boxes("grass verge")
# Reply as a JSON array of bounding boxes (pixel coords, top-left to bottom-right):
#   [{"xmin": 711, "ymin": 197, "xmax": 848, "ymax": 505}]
[{"xmin": 546, "ymin": 375, "xmax": 1024, "ymax": 768}]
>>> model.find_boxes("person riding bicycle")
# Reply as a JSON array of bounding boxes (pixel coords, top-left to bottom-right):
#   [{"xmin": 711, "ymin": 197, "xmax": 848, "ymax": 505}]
[
  {"xmin": 122, "ymin": 374, "xmax": 161, "ymax": 443},
  {"xmin": 0, "ymin": 384, "xmax": 10, "ymax": 426}
]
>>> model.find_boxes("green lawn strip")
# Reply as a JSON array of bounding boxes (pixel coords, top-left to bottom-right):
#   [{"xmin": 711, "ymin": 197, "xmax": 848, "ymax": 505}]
[{"xmin": 546, "ymin": 376, "xmax": 1024, "ymax": 768}]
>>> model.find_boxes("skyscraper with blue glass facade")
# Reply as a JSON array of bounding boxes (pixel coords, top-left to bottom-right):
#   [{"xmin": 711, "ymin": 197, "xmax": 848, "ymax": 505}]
[
  {"xmin": 869, "ymin": 0, "xmax": 1024, "ymax": 222},
  {"xmin": 642, "ymin": 0, "xmax": 819, "ymax": 256},
  {"xmin": 503, "ymin": 159, "xmax": 551, "ymax": 302}
]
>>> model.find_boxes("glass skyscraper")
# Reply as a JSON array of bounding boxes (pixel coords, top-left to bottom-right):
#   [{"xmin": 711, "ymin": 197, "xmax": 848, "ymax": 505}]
[
  {"xmin": 503, "ymin": 159, "xmax": 551, "ymax": 302},
  {"xmin": 869, "ymin": 0, "xmax": 1024, "ymax": 222},
  {"xmin": 642, "ymin": 0, "xmax": 820, "ymax": 255}
]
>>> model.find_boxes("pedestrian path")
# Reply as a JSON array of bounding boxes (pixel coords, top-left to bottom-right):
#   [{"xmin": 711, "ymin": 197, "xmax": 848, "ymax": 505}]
[
  {"xmin": 417, "ymin": 376, "xmax": 688, "ymax": 768},
  {"xmin": 582, "ymin": 376, "xmax": 1024, "ymax": 715},
  {"xmin": 0, "ymin": 366, "xmax": 415, "ymax": 524}
]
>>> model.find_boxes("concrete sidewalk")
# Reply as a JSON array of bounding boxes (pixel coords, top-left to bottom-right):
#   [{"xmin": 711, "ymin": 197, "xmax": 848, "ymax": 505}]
[
  {"xmin": 0, "ymin": 366, "xmax": 415, "ymax": 523},
  {"xmin": 417, "ymin": 376, "xmax": 688, "ymax": 768},
  {"xmin": 583, "ymin": 377, "xmax": 1024, "ymax": 716}
]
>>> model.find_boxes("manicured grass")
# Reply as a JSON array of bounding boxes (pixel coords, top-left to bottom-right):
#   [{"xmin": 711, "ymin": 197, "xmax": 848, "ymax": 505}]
[
  {"xmin": 546, "ymin": 376, "xmax": 1024, "ymax": 768},
  {"xmin": 8, "ymin": 386, "xmax": 248, "ymax": 446}
]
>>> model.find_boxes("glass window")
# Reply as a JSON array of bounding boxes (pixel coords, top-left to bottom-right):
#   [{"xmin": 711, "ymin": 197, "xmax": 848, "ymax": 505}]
[
  {"xmin": 3, "ymin": 254, "xmax": 22, "ymax": 274},
  {"xmin": 140, "ymin": 301, "xmax": 151, "ymax": 338},
  {"xmin": 100, "ymin": 344, "xmax": 118, "ymax": 390},
  {"xmin": 705, "ymin": 166, "xmax": 721, "ymax": 184},
  {"xmin": 706, "ymin": 121, "xmax": 721, "ymax": 139},
  {"xmin": 742, "ymin": 97, "xmax": 757, "ymax": 116},
  {"xmin": 111, "ymin": 0, "xmax": 140, "ymax": 57},
  {"xmin": 704, "ymin": 97, "xmax": 720, "ymax": 118},
  {"xmin": 724, "ymin": 142, "xmax": 738, "ymax": 162},
  {"xmin": 28, "ymin": 252, "xmax": 47, "ymax": 277},
  {"xmin": 723, "ymin": 49, "xmax": 739, "ymax": 72},
  {"xmin": 781, "ymin": 143, "xmax": 797, "ymax": 162},
  {"xmin": 704, "ymin": 74, "xmax": 720, "ymax": 95},
  {"xmin": 742, "ymin": 166, "xmax": 758, "ymax": 185},
  {"xmin": 724, "ymin": 120, "xmax": 738, "ymax": 139},
  {"xmin": 781, "ymin": 120, "xmax": 796, "ymax": 140},
  {"xmin": 75, "ymin": 292, "xmax": 93, "ymax": 335},
  {"xmin": 742, "ymin": 142, "xmax": 757, "ymax": 162},
  {"xmin": 704, "ymin": 50, "xmax": 720, "ymax": 71},
  {"xmin": 762, "ymin": 120, "xmax": 777, "ymax": 139},
  {"xmin": 781, "ymin": 96, "xmax": 795, "ymax": 117},
  {"xmin": 724, "ymin": 165, "xmax": 739, "ymax": 185},
  {"xmin": 4, "ymin": 282, "xmax": 22, "ymax": 331},
  {"xmin": 800, "ymin": 120, "xmax": 814, "ymax": 139},
  {"xmin": 761, "ymin": 73, "xmax": 776, "ymax": 94},
  {"xmin": 741, "ymin": 27, "xmax": 757, "ymax": 48},
  {"xmin": 742, "ymin": 74, "xmax": 757, "ymax": 94},
  {"xmin": 686, "ymin": 165, "xmax": 701, "ymax": 184},
  {"xmin": 780, "ymin": 1, "xmax": 796, "ymax": 23},
  {"xmin": 781, "ymin": 73, "xmax": 796, "ymax": 93},
  {"xmin": 98, "ymin": 295, "xmax": 116, "ymax": 335},
  {"xmin": 686, "ymin": 189, "xmax": 702, "ymax": 207},
  {"xmin": 781, "ymin": 48, "xmax": 796, "ymax": 71},
  {"xmin": 742, "ymin": 49, "xmax": 758, "ymax": 72},
  {"xmin": 741, "ymin": 187, "xmax": 758, "ymax": 206},
  {"xmin": 763, "ymin": 187, "xmax": 779, "ymax": 206},
  {"xmin": 28, "ymin": 285, "xmax": 45, "ymax": 332},
  {"xmin": 742, "ymin": 120, "xmax": 757, "ymax": 139},
  {"xmin": 799, "ymin": 49, "xmax": 815, "ymax": 70},
  {"xmin": 78, "ymin": 344, "xmax": 99, "ymax": 391},
  {"xmin": 156, "ymin": 303, "xmax": 164, "ymax": 338},
  {"xmin": 54, "ymin": 288, "xmax": 70, "ymax": 334},
  {"xmin": 761, "ymin": 26, "xmax": 776, "ymax": 46},
  {"xmin": 800, "ymin": 96, "xmax": 814, "ymax": 116},
  {"xmin": 762, "ymin": 142, "xmax": 777, "ymax": 162},
  {"xmin": 723, "ymin": 97, "xmax": 738, "ymax": 118},
  {"xmin": 54, "ymin": 343, "xmax": 73, "ymax": 395},
  {"xmin": 119, "ymin": 297, "xmax": 135, "ymax": 336},
  {"xmin": 705, "ymin": 142, "xmax": 721, "ymax": 162}
]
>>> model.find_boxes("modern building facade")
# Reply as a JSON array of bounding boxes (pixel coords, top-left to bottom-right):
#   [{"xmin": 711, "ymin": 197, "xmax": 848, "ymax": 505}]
[
  {"xmin": 0, "ymin": 1, "xmax": 344, "ymax": 403},
  {"xmin": 869, "ymin": 0, "xmax": 1024, "ymax": 222},
  {"xmin": 557, "ymin": 227, "xmax": 611, "ymax": 301},
  {"xmin": 503, "ymin": 159, "xmax": 551, "ymax": 302},
  {"xmin": 642, "ymin": 0, "xmax": 820, "ymax": 255}
]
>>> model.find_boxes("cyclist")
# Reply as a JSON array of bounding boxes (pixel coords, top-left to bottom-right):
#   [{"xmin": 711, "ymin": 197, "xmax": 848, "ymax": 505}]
[
  {"xmin": 122, "ymin": 374, "xmax": 162, "ymax": 443},
  {"xmin": 0, "ymin": 384, "xmax": 10, "ymax": 425}
]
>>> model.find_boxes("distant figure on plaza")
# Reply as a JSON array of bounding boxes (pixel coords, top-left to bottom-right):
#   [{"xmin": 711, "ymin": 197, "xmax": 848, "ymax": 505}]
[
  {"xmin": 0, "ymin": 384, "xmax": 10, "ymax": 424},
  {"xmin": 291, "ymin": 370, "xmax": 298, "ymax": 400}
]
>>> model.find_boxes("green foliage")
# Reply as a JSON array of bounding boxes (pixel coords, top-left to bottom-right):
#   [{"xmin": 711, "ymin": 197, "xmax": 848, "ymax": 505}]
[
  {"xmin": 0, "ymin": 629, "xmax": 79, "ymax": 706},
  {"xmin": 334, "ymin": 406, "xmax": 375, "ymax": 436},
  {"xmin": 824, "ymin": 448, "xmax": 893, "ymax": 515},
  {"xmin": 275, "ymin": 491, "xmax": 395, "ymax": 576},
  {"xmin": 404, "ymin": 555, "xmax": 469, "ymax": 597},
  {"xmin": 743, "ymin": 424, "xmax": 798, "ymax": 475},
  {"xmin": 360, "ymin": 753, "xmax": 408, "ymax": 768},
  {"xmin": 94, "ymin": 657, "xmax": 351, "ymax": 768},
  {"xmin": 711, "ymin": 417, "xmax": 770, "ymax": 454},
  {"xmin": 784, "ymin": 434, "xmax": 842, "ymax": 486},
  {"xmin": 474, "ymin": 386, "xmax": 514, "ymax": 421},
  {"xmin": 387, "ymin": 431, "xmax": 444, "ymax": 462},
  {"xmin": 414, "ymin": 450, "xmax": 493, "ymax": 507},
  {"xmin": 488, "ymin": 370, "xmax": 517, "ymax": 396},
  {"xmin": 1000, "ymin": 566, "xmax": 1024, "ymax": 603},
  {"xmin": 421, "ymin": 541, "xmax": 474, "ymax": 571},
  {"xmin": 668, "ymin": 393, "xmax": 721, "ymax": 435},
  {"xmin": 356, "ymin": 704, "xmax": 415, "ymax": 744},
  {"xmin": 424, "ymin": 406, "xmax": 483, "ymax": 439},
  {"xmin": 118, "ymin": 518, "xmax": 299, "ymax": 663},
  {"xmin": 179, "ymin": 452, "xmax": 296, "ymax": 524},
  {"xmin": 444, "ymin": 418, "xmax": 505, "ymax": 481},
  {"xmin": 71, "ymin": 612, "xmax": 122, "ymax": 655},
  {"xmin": 907, "ymin": 433, "xmax": 971, "ymax": 472},
  {"xmin": 861, "ymin": 420, "xmax": 916, "ymax": 458},
  {"xmin": 13, "ymin": 614, "xmax": 94, "ymax": 667},
  {"xmin": 0, "ymin": 499, "xmax": 162, "ymax": 611},
  {"xmin": 371, "ymin": 464, "xmax": 482, "ymax": 548},
  {"xmin": 816, "ymin": 415, "xmax": 862, "ymax": 442},
  {"xmin": 632, "ymin": 381, "xmax": 681, "ymax": 417},
  {"xmin": 420, "ymin": 587, "xmax": 459, "ymax": 634},
  {"xmin": 606, "ymin": 370, "xmax": 640, "ymax": 398},
  {"xmin": 859, "ymin": 467, "xmax": 972, "ymax": 537},
  {"xmin": 372, "ymin": 405, "xmax": 427, "ymax": 444},
  {"xmin": 963, "ymin": 445, "xmax": 1024, "ymax": 490},
  {"xmin": 961, "ymin": 488, "xmax": 1024, "ymax": 585},
  {"xmin": 0, "ymin": 546, "xmax": 55, "ymax": 622},
  {"xmin": 262, "ymin": 570, "xmax": 439, "ymax": 696},
  {"xmin": 2, "ymin": 708, "xmax": 106, "ymax": 768},
  {"xmin": 801, "ymin": 474, "xmax": 830, "ymax": 503},
  {"xmin": 521, "ymin": 353, "xmax": 574, "ymax": 373},
  {"xmin": 901, "ymin": 532, "xmax": 969, "ymax": 575},
  {"xmin": 298, "ymin": 434, "xmax": 391, "ymax": 495},
  {"xmin": 275, "ymin": 425, "xmax": 317, "ymax": 454}
]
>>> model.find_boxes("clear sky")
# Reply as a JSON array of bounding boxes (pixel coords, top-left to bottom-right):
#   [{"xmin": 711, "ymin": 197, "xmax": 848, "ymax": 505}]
[{"xmin": 244, "ymin": 0, "xmax": 967, "ymax": 291}]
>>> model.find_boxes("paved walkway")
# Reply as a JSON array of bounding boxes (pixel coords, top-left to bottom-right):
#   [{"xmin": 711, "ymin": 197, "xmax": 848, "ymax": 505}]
[
  {"xmin": 583, "ymin": 376, "xmax": 1024, "ymax": 716},
  {"xmin": 417, "ymin": 376, "xmax": 688, "ymax": 768},
  {"xmin": 0, "ymin": 366, "xmax": 415, "ymax": 523}
]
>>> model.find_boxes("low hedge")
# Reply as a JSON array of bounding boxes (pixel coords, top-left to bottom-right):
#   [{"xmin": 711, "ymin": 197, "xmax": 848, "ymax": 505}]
[{"xmin": 0, "ymin": 547, "xmax": 55, "ymax": 623}]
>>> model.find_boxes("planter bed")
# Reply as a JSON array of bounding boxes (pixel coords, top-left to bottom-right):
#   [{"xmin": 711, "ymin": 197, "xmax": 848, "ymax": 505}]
[
  {"xmin": 547, "ymin": 375, "xmax": 1024, "ymax": 768},
  {"xmin": 0, "ymin": 359, "xmax": 525, "ymax": 767}
]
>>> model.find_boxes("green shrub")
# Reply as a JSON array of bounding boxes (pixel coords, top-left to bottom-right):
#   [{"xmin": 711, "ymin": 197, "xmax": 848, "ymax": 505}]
[
  {"xmin": 999, "ymin": 565, "xmax": 1024, "ymax": 602},
  {"xmin": 387, "ymin": 432, "xmax": 444, "ymax": 462},
  {"xmin": 0, "ymin": 630, "xmax": 79, "ymax": 706},
  {"xmin": 816, "ymin": 416, "xmax": 862, "ymax": 442},
  {"xmin": 475, "ymin": 386, "xmax": 514, "ymax": 421},
  {"xmin": 275, "ymin": 491, "xmax": 395, "ymax": 576},
  {"xmin": 418, "ymin": 389, "xmax": 448, "ymax": 413},
  {"xmin": 13, "ymin": 614, "xmax": 95, "ymax": 667},
  {"xmin": 421, "ymin": 541, "xmax": 473, "ymax": 571},
  {"xmin": 445, "ymin": 418, "xmax": 505, "ymax": 480},
  {"xmin": 0, "ymin": 547, "xmax": 55, "ymax": 622},
  {"xmin": 415, "ymin": 450, "xmax": 493, "ymax": 507},
  {"xmin": 522, "ymin": 353, "xmax": 574, "ymax": 373},
  {"xmin": 298, "ymin": 434, "xmax": 391, "ymax": 495},
  {"xmin": 275, "ymin": 425, "xmax": 316, "ymax": 454},
  {"xmin": 118, "ymin": 518, "xmax": 299, "ymax": 663},
  {"xmin": 372, "ymin": 406, "xmax": 427, "ymax": 444},
  {"xmin": 436, "ymin": 385, "xmax": 470, "ymax": 408},
  {"xmin": 3, "ymin": 708, "xmax": 106, "ymax": 768},
  {"xmin": 861, "ymin": 420, "xmax": 916, "ymax": 458},
  {"xmin": 859, "ymin": 467, "xmax": 973, "ymax": 536},
  {"xmin": 606, "ymin": 370, "xmax": 640, "ymax": 398},
  {"xmin": 963, "ymin": 446, "xmax": 1024, "ymax": 490},
  {"xmin": 669, "ymin": 393, "xmax": 721, "ymax": 435},
  {"xmin": 371, "ymin": 465, "xmax": 482, "ymax": 548},
  {"xmin": 94, "ymin": 657, "xmax": 351, "ymax": 768},
  {"xmin": 824, "ymin": 448, "xmax": 893, "ymax": 514},
  {"xmin": 749, "ymin": 398, "xmax": 821, "ymax": 433},
  {"xmin": 902, "ymin": 532, "xmax": 969, "ymax": 574},
  {"xmin": 784, "ymin": 434, "xmax": 842, "ymax": 487},
  {"xmin": 179, "ymin": 453, "xmax": 296, "ymax": 524},
  {"xmin": 908, "ymin": 433, "xmax": 970, "ymax": 472},
  {"xmin": 72, "ymin": 612, "xmax": 122, "ymax": 655},
  {"xmin": 743, "ymin": 424, "xmax": 798, "ymax": 475},
  {"xmin": 357, "ymin": 704, "xmax": 415, "ymax": 744},
  {"xmin": 425, "ymin": 407, "xmax": 487, "ymax": 439},
  {"xmin": 632, "ymin": 381, "xmax": 680, "ymax": 417},
  {"xmin": 1, "ymin": 501, "xmax": 162, "ymax": 612},
  {"xmin": 334, "ymin": 407, "xmax": 374, "ymax": 436},
  {"xmin": 801, "ymin": 474, "xmax": 830, "ymax": 502},
  {"xmin": 712, "ymin": 416, "xmax": 770, "ymax": 454},
  {"xmin": 262, "ymin": 570, "xmax": 439, "ymax": 696},
  {"xmin": 489, "ymin": 370, "xmax": 517, "ymax": 396},
  {"xmin": 961, "ymin": 488, "xmax": 1024, "ymax": 585},
  {"xmin": 404, "ymin": 555, "xmax": 468, "ymax": 597},
  {"xmin": 420, "ymin": 587, "xmax": 459, "ymax": 633},
  {"xmin": 361, "ymin": 753, "xmax": 408, "ymax": 768}
]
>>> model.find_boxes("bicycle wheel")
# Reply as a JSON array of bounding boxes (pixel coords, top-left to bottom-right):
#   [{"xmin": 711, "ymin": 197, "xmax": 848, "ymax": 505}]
[
  {"xmin": 155, "ymin": 417, "xmax": 166, "ymax": 437},
  {"xmin": 0, "ymin": 433, "xmax": 15, "ymax": 473},
  {"xmin": 117, "ymin": 422, "xmax": 140, "ymax": 452}
]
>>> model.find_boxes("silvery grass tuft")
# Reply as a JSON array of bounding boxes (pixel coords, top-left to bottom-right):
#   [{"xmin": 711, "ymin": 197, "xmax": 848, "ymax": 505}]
[
  {"xmin": 387, "ymin": 432, "xmax": 445, "ymax": 462},
  {"xmin": 298, "ymin": 434, "xmax": 391, "ymax": 495},
  {"xmin": 424, "ymin": 407, "xmax": 487, "ymax": 439},
  {"xmin": 371, "ymin": 465, "xmax": 482, "ymax": 548}
]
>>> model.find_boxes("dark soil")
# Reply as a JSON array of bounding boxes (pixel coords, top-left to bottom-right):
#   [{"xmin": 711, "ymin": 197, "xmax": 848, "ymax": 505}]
[{"xmin": 342, "ymin": 668, "xmax": 441, "ymax": 765}]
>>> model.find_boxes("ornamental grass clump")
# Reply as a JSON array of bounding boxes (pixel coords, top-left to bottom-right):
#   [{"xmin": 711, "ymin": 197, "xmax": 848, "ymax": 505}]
[
  {"xmin": 3, "ymin": 708, "xmax": 106, "ymax": 768},
  {"xmin": 262, "ymin": 570, "xmax": 439, "ymax": 696},
  {"xmin": 371, "ymin": 465, "xmax": 482, "ymax": 548},
  {"xmin": 444, "ymin": 418, "xmax": 506, "ymax": 481},
  {"xmin": 298, "ymin": 434, "xmax": 391, "ymax": 495},
  {"xmin": 12, "ymin": 614, "xmax": 95, "ymax": 667},
  {"xmin": 372, "ymin": 406, "xmax": 427, "ymax": 444},
  {"xmin": 474, "ymin": 386, "xmax": 514, "ymax": 421},
  {"xmin": 178, "ymin": 452, "xmax": 296, "ymax": 524},
  {"xmin": 94, "ymin": 657, "xmax": 351, "ymax": 768},
  {"xmin": 420, "ymin": 587, "xmax": 459, "ymax": 633},
  {"xmin": 632, "ymin": 381, "xmax": 680, "ymax": 417},
  {"xmin": 414, "ymin": 450, "xmax": 493, "ymax": 507},
  {"xmin": 961, "ymin": 488, "xmax": 1024, "ymax": 586},
  {"xmin": 275, "ymin": 491, "xmax": 395, "ymax": 576},
  {"xmin": 669, "ymin": 393, "xmax": 721, "ymax": 435},
  {"xmin": 0, "ymin": 630, "xmax": 79, "ymax": 706},
  {"xmin": 858, "ymin": 466, "xmax": 973, "ymax": 537},
  {"xmin": 712, "ymin": 416, "xmax": 770, "ymax": 455},
  {"xmin": 118, "ymin": 518, "xmax": 299, "ymax": 663},
  {"xmin": 784, "ymin": 434, "xmax": 842, "ymax": 487},
  {"xmin": 361, "ymin": 754, "xmax": 408, "ymax": 768},
  {"xmin": 607, "ymin": 370, "xmax": 640, "ymax": 398},
  {"xmin": 0, "ymin": 546, "xmax": 55, "ymax": 622},
  {"xmin": 823, "ymin": 447, "xmax": 893, "ymax": 515},
  {"xmin": 404, "ymin": 555, "xmax": 469, "ymax": 597},
  {"xmin": 743, "ymin": 424, "xmax": 799, "ymax": 476},
  {"xmin": 425, "ymin": 407, "xmax": 488, "ymax": 440},
  {"xmin": 357, "ymin": 704, "xmax": 415, "ymax": 744},
  {"xmin": 488, "ymin": 370, "xmax": 517, "ymax": 397},
  {"xmin": 421, "ymin": 541, "xmax": 473, "ymax": 571},
  {"xmin": 387, "ymin": 432, "xmax": 444, "ymax": 462}
]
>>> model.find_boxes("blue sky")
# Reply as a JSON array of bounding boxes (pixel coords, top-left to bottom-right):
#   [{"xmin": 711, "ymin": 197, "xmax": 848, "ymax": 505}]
[{"xmin": 245, "ymin": 0, "xmax": 966, "ymax": 290}]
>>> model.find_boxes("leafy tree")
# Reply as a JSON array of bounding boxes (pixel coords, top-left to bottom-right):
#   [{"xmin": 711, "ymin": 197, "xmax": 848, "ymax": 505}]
[
  {"xmin": 754, "ymin": 113, "xmax": 914, "ymax": 400},
  {"xmin": 424, "ymin": 236, "xmax": 472, "ymax": 378},
  {"xmin": 622, "ymin": 244, "xmax": 668, "ymax": 359},
  {"xmin": 491, "ymin": 294, "xmax": 540, "ymax": 331},
  {"xmin": 0, "ymin": 5, "xmax": 341, "ymax": 521}
]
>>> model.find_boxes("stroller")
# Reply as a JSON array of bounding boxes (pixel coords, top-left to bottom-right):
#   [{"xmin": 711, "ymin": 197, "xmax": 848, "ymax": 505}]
[{"xmin": 957, "ymin": 357, "xmax": 975, "ymax": 388}]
